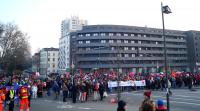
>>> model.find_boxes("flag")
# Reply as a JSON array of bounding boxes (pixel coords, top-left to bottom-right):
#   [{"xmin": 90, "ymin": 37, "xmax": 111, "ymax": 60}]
[{"xmin": 171, "ymin": 70, "xmax": 176, "ymax": 78}]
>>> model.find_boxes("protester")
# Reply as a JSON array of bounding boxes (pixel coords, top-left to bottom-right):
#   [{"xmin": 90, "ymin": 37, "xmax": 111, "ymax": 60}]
[
  {"xmin": 72, "ymin": 83, "xmax": 77, "ymax": 103},
  {"xmin": 62, "ymin": 82, "xmax": 68, "ymax": 102},
  {"xmin": 18, "ymin": 85, "xmax": 29, "ymax": 111},
  {"xmin": 139, "ymin": 90, "xmax": 154, "ymax": 111},
  {"xmin": 0, "ymin": 87, "xmax": 5, "ymax": 111},
  {"xmin": 31, "ymin": 83, "xmax": 38, "ymax": 99},
  {"xmin": 142, "ymin": 102, "xmax": 156, "ymax": 111},
  {"xmin": 99, "ymin": 81, "xmax": 105, "ymax": 101},
  {"xmin": 93, "ymin": 81, "xmax": 99, "ymax": 101},
  {"xmin": 8, "ymin": 86, "xmax": 15, "ymax": 111}
]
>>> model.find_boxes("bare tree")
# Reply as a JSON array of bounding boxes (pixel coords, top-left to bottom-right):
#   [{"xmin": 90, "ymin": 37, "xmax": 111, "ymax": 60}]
[{"xmin": 0, "ymin": 23, "xmax": 31, "ymax": 74}]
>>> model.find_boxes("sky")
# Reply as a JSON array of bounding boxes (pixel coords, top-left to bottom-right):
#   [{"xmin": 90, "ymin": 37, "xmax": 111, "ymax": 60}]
[{"xmin": 0, "ymin": 0, "xmax": 200, "ymax": 55}]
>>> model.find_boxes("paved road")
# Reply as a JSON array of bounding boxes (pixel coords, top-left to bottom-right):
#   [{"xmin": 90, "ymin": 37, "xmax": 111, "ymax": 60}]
[{"xmin": 12, "ymin": 88, "xmax": 200, "ymax": 111}]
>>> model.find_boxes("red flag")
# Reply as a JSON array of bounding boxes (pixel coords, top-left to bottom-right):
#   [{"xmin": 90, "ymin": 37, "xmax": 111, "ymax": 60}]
[{"xmin": 171, "ymin": 70, "xmax": 176, "ymax": 78}]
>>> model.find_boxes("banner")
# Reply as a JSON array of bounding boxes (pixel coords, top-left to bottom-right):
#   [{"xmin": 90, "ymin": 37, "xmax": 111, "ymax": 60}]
[{"xmin": 108, "ymin": 80, "xmax": 146, "ymax": 88}]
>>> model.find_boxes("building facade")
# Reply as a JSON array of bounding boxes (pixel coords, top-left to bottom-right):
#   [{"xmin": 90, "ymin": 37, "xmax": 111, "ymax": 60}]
[
  {"xmin": 58, "ymin": 16, "xmax": 87, "ymax": 74},
  {"xmin": 186, "ymin": 31, "xmax": 200, "ymax": 73},
  {"xmin": 71, "ymin": 25, "xmax": 188, "ymax": 73},
  {"xmin": 32, "ymin": 52, "xmax": 40, "ymax": 72},
  {"xmin": 39, "ymin": 48, "xmax": 59, "ymax": 77}
]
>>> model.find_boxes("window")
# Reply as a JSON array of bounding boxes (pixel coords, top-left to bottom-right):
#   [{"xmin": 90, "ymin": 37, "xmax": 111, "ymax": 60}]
[
  {"xmin": 138, "ymin": 41, "xmax": 142, "ymax": 44},
  {"xmin": 131, "ymin": 54, "xmax": 135, "ymax": 57},
  {"xmin": 116, "ymin": 33, "xmax": 121, "ymax": 36},
  {"xmin": 93, "ymin": 33, "xmax": 98, "ymax": 36},
  {"xmin": 86, "ymin": 34, "xmax": 90, "ymax": 36},
  {"xmin": 124, "ymin": 40, "xmax": 128, "ymax": 43},
  {"xmin": 131, "ymin": 34, "xmax": 135, "ymax": 36},
  {"xmin": 138, "ymin": 34, "xmax": 141, "ymax": 37},
  {"xmin": 109, "ymin": 33, "xmax": 114, "ymax": 36},
  {"xmin": 48, "ymin": 53, "xmax": 50, "ymax": 56},
  {"xmin": 53, "ymin": 58, "xmax": 55, "ymax": 61},
  {"xmin": 101, "ymin": 33, "xmax": 106, "ymax": 36},
  {"xmin": 109, "ymin": 40, "xmax": 114, "ymax": 43},
  {"xmin": 117, "ymin": 40, "xmax": 121, "ymax": 43},
  {"xmin": 48, "ymin": 58, "xmax": 50, "ymax": 61},
  {"xmin": 156, "ymin": 42, "xmax": 158, "ymax": 44},
  {"xmin": 111, "ymin": 47, "xmax": 115, "ymax": 50},
  {"xmin": 78, "ymin": 34, "xmax": 83, "ymax": 37},
  {"xmin": 101, "ymin": 40, "xmax": 106, "ymax": 43},
  {"xmin": 139, "ymin": 47, "xmax": 142, "ymax": 50},
  {"xmin": 86, "ymin": 48, "xmax": 90, "ymax": 51},
  {"xmin": 131, "ymin": 47, "xmax": 135, "ymax": 50},
  {"xmin": 131, "ymin": 40, "xmax": 135, "ymax": 43},
  {"xmin": 78, "ymin": 41, "xmax": 83, "ymax": 44},
  {"xmin": 124, "ymin": 34, "xmax": 128, "ymax": 36},
  {"xmin": 86, "ymin": 40, "xmax": 90, "ymax": 44},
  {"xmin": 53, "ymin": 53, "xmax": 55, "ymax": 56},
  {"xmin": 144, "ymin": 35, "xmax": 147, "ymax": 37},
  {"xmin": 53, "ymin": 64, "xmax": 55, "ymax": 68},
  {"xmin": 125, "ymin": 54, "xmax": 129, "ymax": 57},
  {"xmin": 124, "ymin": 47, "xmax": 128, "ymax": 50}
]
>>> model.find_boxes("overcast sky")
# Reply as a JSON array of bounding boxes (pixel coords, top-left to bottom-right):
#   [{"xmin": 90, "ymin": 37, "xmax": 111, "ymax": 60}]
[{"xmin": 0, "ymin": 0, "xmax": 200, "ymax": 55}]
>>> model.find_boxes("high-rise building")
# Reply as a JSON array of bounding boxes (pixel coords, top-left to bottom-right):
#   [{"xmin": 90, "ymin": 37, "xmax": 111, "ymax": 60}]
[
  {"xmin": 186, "ymin": 31, "xmax": 200, "ymax": 73},
  {"xmin": 39, "ymin": 48, "xmax": 59, "ymax": 77},
  {"xmin": 58, "ymin": 16, "xmax": 87, "ymax": 74}
]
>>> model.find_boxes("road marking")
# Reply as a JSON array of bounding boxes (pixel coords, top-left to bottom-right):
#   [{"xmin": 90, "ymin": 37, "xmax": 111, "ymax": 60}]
[
  {"xmin": 57, "ymin": 105, "xmax": 74, "ymax": 109},
  {"xmin": 174, "ymin": 95, "xmax": 200, "ymax": 99},
  {"xmin": 78, "ymin": 107, "xmax": 91, "ymax": 110},
  {"xmin": 170, "ymin": 100, "xmax": 200, "ymax": 106}
]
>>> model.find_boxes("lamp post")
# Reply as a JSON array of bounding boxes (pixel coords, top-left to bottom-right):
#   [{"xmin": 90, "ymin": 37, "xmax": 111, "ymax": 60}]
[{"xmin": 161, "ymin": 2, "xmax": 172, "ymax": 111}]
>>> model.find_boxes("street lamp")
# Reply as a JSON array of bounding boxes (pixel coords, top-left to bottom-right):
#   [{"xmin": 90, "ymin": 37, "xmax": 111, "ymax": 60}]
[{"xmin": 161, "ymin": 2, "xmax": 172, "ymax": 111}]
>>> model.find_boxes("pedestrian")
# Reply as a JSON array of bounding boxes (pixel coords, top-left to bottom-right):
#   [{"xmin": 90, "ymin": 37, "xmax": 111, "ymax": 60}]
[
  {"xmin": 72, "ymin": 83, "xmax": 77, "ymax": 103},
  {"xmin": 99, "ymin": 81, "xmax": 105, "ymax": 101},
  {"xmin": 142, "ymin": 102, "xmax": 156, "ymax": 111},
  {"xmin": 8, "ymin": 86, "xmax": 15, "ymax": 111},
  {"xmin": 156, "ymin": 99, "xmax": 167, "ymax": 111},
  {"xmin": 28, "ymin": 85, "xmax": 32, "ymax": 107},
  {"xmin": 18, "ymin": 85, "xmax": 29, "ymax": 111},
  {"xmin": 31, "ymin": 83, "xmax": 37, "ymax": 99},
  {"xmin": 117, "ymin": 100, "xmax": 127, "ymax": 111},
  {"xmin": 62, "ymin": 83, "xmax": 68, "ymax": 102},
  {"xmin": 139, "ymin": 90, "xmax": 154, "ymax": 111},
  {"xmin": 0, "ymin": 87, "xmax": 5, "ymax": 111},
  {"xmin": 93, "ymin": 82, "xmax": 99, "ymax": 101},
  {"xmin": 52, "ymin": 81, "xmax": 59, "ymax": 100}
]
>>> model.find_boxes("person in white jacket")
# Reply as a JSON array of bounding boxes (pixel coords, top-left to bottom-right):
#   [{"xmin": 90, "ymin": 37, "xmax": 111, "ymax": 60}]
[{"xmin": 32, "ymin": 84, "xmax": 38, "ymax": 99}]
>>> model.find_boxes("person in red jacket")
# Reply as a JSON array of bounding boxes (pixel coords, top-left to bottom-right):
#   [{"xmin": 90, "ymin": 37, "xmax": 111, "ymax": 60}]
[
  {"xmin": 0, "ymin": 88, "xmax": 5, "ymax": 111},
  {"xmin": 18, "ymin": 86, "xmax": 29, "ymax": 111}
]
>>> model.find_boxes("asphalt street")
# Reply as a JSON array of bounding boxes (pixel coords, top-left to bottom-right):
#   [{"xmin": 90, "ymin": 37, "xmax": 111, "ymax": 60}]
[{"xmin": 12, "ymin": 88, "xmax": 200, "ymax": 111}]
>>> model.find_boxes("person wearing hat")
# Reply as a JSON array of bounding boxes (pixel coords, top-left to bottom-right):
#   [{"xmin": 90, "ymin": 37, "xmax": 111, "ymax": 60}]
[
  {"xmin": 117, "ymin": 100, "xmax": 127, "ymax": 111},
  {"xmin": 156, "ymin": 99, "xmax": 167, "ymax": 111},
  {"xmin": 139, "ymin": 90, "xmax": 155, "ymax": 111}
]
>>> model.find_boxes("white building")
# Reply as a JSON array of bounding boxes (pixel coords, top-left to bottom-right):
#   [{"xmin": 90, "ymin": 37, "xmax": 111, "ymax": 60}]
[
  {"xmin": 58, "ymin": 16, "xmax": 87, "ymax": 73},
  {"xmin": 39, "ymin": 48, "xmax": 59, "ymax": 77}
]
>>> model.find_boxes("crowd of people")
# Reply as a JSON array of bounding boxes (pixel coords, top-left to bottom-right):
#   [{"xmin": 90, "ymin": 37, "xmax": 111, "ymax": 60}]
[{"xmin": 0, "ymin": 70, "xmax": 200, "ymax": 111}]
